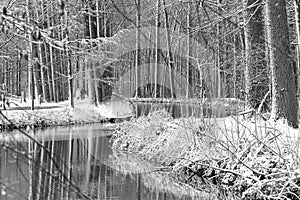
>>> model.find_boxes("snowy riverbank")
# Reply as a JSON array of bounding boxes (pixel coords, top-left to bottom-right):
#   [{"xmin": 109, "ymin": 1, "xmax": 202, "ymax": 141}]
[
  {"xmin": 110, "ymin": 110, "xmax": 300, "ymax": 199},
  {"xmin": 0, "ymin": 99, "xmax": 134, "ymax": 130}
]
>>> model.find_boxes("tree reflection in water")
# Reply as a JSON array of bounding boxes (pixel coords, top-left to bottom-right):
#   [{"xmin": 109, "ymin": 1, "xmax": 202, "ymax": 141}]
[{"xmin": 0, "ymin": 125, "xmax": 206, "ymax": 200}]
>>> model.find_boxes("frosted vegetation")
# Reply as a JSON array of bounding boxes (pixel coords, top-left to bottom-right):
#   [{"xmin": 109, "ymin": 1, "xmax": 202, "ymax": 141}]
[{"xmin": 111, "ymin": 110, "xmax": 300, "ymax": 199}]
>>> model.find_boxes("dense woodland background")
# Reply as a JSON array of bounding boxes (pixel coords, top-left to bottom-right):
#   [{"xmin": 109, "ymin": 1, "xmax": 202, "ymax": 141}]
[{"xmin": 0, "ymin": 0, "xmax": 299, "ymax": 126}]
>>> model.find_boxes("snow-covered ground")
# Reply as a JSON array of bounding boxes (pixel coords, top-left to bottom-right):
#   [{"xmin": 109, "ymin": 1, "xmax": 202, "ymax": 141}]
[{"xmin": 0, "ymin": 98, "xmax": 134, "ymax": 130}]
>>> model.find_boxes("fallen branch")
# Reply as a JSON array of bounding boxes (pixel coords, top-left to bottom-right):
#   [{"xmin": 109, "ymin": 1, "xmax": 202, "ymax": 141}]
[{"xmin": 238, "ymin": 109, "xmax": 255, "ymax": 116}]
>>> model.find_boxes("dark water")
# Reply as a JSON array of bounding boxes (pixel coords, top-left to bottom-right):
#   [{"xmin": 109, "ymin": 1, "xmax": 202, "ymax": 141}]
[{"xmin": 0, "ymin": 125, "xmax": 206, "ymax": 200}]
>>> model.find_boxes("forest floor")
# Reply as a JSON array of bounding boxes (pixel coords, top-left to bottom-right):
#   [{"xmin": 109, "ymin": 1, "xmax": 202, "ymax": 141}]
[
  {"xmin": 0, "ymin": 98, "xmax": 134, "ymax": 130},
  {"xmin": 110, "ymin": 110, "xmax": 300, "ymax": 200}
]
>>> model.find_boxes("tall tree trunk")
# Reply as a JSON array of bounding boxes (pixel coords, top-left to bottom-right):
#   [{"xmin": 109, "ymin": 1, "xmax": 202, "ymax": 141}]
[
  {"xmin": 26, "ymin": 0, "xmax": 35, "ymax": 110},
  {"xmin": 233, "ymin": 25, "xmax": 237, "ymax": 98},
  {"xmin": 47, "ymin": 2, "xmax": 57, "ymax": 102},
  {"xmin": 16, "ymin": 52, "xmax": 21, "ymax": 96},
  {"xmin": 10, "ymin": 61, "xmax": 14, "ymax": 94},
  {"xmin": 135, "ymin": 0, "xmax": 141, "ymax": 98},
  {"xmin": 186, "ymin": 2, "xmax": 191, "ymax": 98},
  {"xmin": 44, "ymin": 43, "xmax": 52, "ymax": 102},
  {"xmin": 244, "ymin": 0, "xmax": 268, "ymax": 110},
  {"xmin": 38, "ymin": 43, "xmax": 46, "ymax": 103},
  {"xmin": 154, "ymin": 0, "xmax": 160, "ymax": 98},
  {"xmin": 88, "ymin": 32, "xmax": 95, "ymax": 105},
  {"xmin": 58, "ymin": 16, "xmax": 66, "ymax": 102},
  {"xmin": 91, "ymin": 15, "xmax": 99, "ymax": 105},
  {"xmin": 86, "ymin": 1, "xmax": 97, "ymax": 105},
  {"xmin": 4, "ymin": 54, "xmax": 7, "ymax": 90},
  {"xmin": 63, "ymin": 6, "xmax": 74, "ymax": 108},
  {"xmin": 96, "ymin": 0, "xmax": 102, "ymax": 102},
  {"xmin": 77, "ymin": 0, "xmax": 86, "ymax": 100},
  {"xmin": 41, "ymin": 0, "xmax": 51, "ymax": 102},
  {"xmin": 216, "ymin": 1, "xmax": 222, "ymax": 99},
  {"xmin": 294, "ymin": 0, "xmax": 300, "ymax": 96},
  {"xmin": 35, "ymin": 4, "xmax": 46, "ymax": 102},
  {"xmin": 265, "ymin": 0, "xmax": 299, "ymax": 128},
  {"xmin": 162, "ymin": 0, "xmax": 176, "ymax": 99},
  {"xmin": 78, "ymin": 58, "xmax": 85, "ymax": 96},
  {"xmin": 68, "ymin": 55, "xmax": 74, "ymax": 108},
  {"xmin": 50, "ymin": 45, "xmax": 56, "ymax": 102}
]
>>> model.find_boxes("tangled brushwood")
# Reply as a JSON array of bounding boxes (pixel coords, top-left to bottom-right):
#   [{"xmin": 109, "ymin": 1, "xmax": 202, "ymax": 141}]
[{"xmin": 111, "ymin": 110, "xmax": 300, "ymax": 200}]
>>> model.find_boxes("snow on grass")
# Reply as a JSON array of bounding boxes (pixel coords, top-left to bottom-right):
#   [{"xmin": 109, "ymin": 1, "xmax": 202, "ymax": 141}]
[{"xmin": 97, "ymin": 100, "xmax": 133, "ymax": 119}]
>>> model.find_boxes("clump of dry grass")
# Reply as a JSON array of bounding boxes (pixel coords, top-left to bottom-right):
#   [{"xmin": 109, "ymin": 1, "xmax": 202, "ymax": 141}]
[{"xmin": 112, "ymin": 110, "xmax": 172, "ymax": 153}]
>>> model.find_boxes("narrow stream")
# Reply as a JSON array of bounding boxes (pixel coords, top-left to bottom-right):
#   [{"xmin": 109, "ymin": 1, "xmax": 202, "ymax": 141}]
[{"xmin": 0, "ymin": 124, "xmax": 206, "ymax": 200}]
